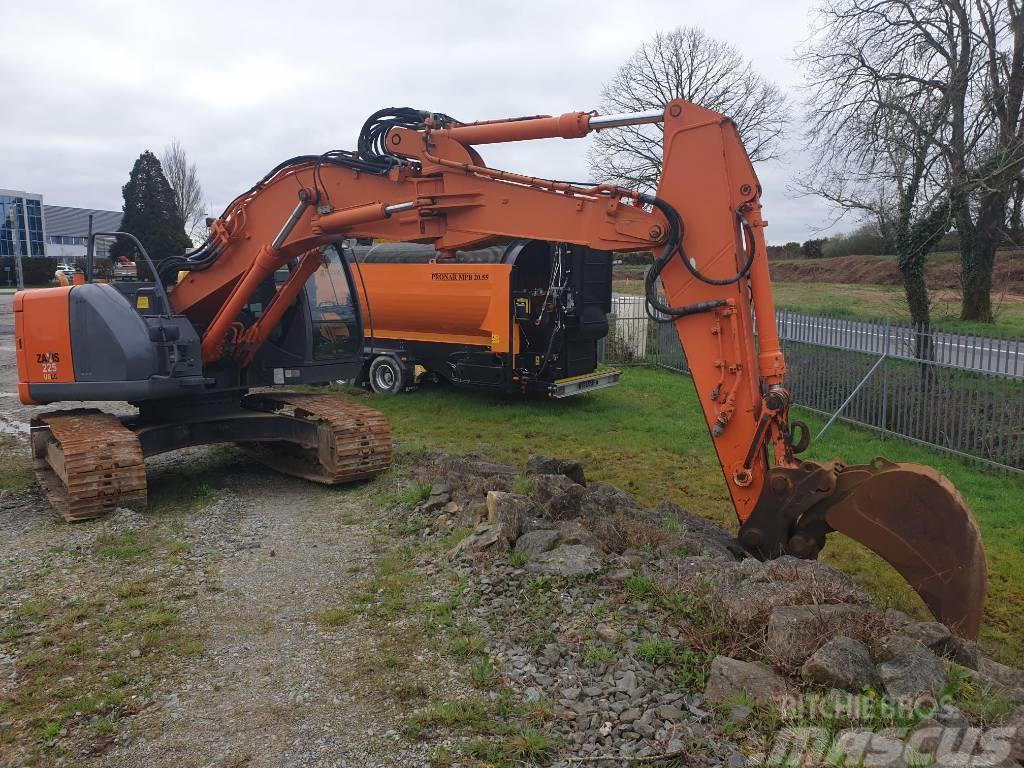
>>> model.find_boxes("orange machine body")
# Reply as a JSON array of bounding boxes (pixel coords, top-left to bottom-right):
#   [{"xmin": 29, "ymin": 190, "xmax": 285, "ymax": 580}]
[
  {"xmin": 14, "ymin": 287, "xmax": 76, "ymax": 404},
  {"xmin": 352, "ymin": 262, "xmax": 514, "ymax": 352}
]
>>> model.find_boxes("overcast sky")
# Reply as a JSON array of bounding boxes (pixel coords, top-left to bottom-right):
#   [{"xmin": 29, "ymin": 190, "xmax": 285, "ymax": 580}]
[{"xmin": 2, "ymin": 0, "xmax": 848, "ymax": 244}]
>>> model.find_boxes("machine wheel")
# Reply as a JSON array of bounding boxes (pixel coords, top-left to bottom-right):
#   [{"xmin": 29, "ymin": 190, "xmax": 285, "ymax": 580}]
[{"xmin": 368, "ymin": 355, "xmax": 406, "ymax": 394}]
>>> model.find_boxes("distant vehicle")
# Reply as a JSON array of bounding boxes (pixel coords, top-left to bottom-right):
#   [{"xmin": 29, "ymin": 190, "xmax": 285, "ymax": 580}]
[{"xmin": 56, "ymin": 263, "xmax": 76, "ymax": 277}]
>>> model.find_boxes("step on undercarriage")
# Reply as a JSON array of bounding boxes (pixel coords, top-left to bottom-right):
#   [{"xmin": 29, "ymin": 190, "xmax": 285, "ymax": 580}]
[{"xmin": 30, "ymin": 394, "xmax": 393, "ymax": 522}]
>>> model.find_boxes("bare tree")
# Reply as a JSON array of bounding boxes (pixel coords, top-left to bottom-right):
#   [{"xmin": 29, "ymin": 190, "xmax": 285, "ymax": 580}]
[
  {"xmin": 162, "ymin": 139, "xmax": 205, "ymax": 245},
  {"xmin": 955, "ymin": 0, "xmax": 1024, "ymax": 322},
  {"xmin": 588, "ymin": 27, "xmax": 790, "ymax": 191},
  {"xmin": 798, "ymin": 0, "xmax": 968, "ymax": 336},
  {"xmin": 801, "ymin": 0, "xmax": 1024, "ymax": 325}
]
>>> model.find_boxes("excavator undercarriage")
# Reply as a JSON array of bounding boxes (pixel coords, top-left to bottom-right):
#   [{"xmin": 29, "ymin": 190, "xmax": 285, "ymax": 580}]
[{"xmin": 31, "ymin": 394, "xmax": 392, "ymax": 522}]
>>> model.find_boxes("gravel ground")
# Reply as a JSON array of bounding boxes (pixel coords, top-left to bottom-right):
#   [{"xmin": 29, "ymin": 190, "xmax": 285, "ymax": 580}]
[{"xmin": 0, "ymin": 294, "xmax": 452, "ymax": 767}]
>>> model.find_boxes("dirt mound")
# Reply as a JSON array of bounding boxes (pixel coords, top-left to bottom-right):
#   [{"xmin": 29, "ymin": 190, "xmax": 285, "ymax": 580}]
[{"xmin": 769, "ymin": 251, "xmax": 1024, "ymax": 294}]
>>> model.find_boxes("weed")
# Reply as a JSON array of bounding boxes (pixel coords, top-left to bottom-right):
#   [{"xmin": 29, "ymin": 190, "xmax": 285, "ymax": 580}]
[
  {"xmin": 624, "ymin": 573, "xmax": 655, "ymax": 599},
  {"xmin": 97, "ymin": 532, "xmax": 150, "ymax": 561},
  {"xmin": 944, "ymin": 664, "xmax": 1015, "ymax": 724},
  {"xmin": 509, "ymin": 551, "xmax": 527, "ymax": 568},
  {"xmin": 448, "ymin": 633, "xmax": 486, "ymax": 660},
  {"xmin": 38, "ymin": 721, "xmax": 60, "ymax": 742},
  {"xmin": 636, "ymin": 637, "xmax": 678, "ymax": 666},
  {"xmin": 583, "ymin": 644, "xmax": 616, "ymax": 666},
  {"xmin": 469, "ymin": 658, "xmax": 499, "ymax": 689},
  {"xmin": 317, "ymin": 608, "xmax": 351, "ymax": 629},
  {"xmin": 511, "ymin": 475, "xmax": 533, "ymax": 495}
]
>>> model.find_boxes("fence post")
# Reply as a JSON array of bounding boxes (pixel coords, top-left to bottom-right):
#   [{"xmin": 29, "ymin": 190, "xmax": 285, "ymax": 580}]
[{"xmin": 881, "ymin": 319, "xmax": 890, "ymax": 434}]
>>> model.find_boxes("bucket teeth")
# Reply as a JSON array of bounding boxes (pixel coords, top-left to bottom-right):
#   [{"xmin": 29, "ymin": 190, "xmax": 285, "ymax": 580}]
[
  {"xmin": 241, "ymin": 393, "xmax": 392, "ymax": 484},
  {"xmin": 31, "ymin": 410, "xmax": 147, "ymax": 522}
]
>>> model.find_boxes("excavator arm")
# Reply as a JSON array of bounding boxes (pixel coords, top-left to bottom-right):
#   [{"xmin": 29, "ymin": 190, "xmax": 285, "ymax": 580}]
[{"xmin": 154, "ymin": 101, "xmax": 988, "ymax": 637}]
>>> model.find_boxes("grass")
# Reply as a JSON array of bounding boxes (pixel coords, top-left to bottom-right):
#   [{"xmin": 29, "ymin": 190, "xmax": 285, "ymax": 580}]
[
  {"xmin": 339, "ymin": 366, "xmax": 1024, "ymax": 663},
  {"xmin": 0, "ymin": 435, "xmax": 35, "ymax": 492},
  {"xmin": 612, "ymin": 263, "xmax": 1024, "ymax": 336},
  {"xmin": 773, "ymin": 281, "xmax": 1024, "ymax": 336}
]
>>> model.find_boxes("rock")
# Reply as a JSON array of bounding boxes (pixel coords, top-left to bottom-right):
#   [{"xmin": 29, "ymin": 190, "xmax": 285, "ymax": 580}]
[
  {"xmin": 948, "ymin": 636, "xmax": 980, "ymax": 670},
  {"xmin": 801, "ymin": 636, "xmax": 880, "ymax": 692},
  {"xmin": 527, "ymin": 455, "xmax": 587, "ymax": 486},
  {"xmin": 903, "ymin": 621, "xmax": 953, "ymax": 654},
  {"xmin": 430, "ymin": 482, "xmax": 450, "ymax": 496},
  {"xmin": 998, "ymin": 705, "xmax": 1024, "ymax": 763},
  {"xmin": 530, "ymin": 473, "xmax": 580, "ymax": 504},
  {"xmin": 544, "ymin": 484, "xmax": 587, "ymax": 520},
  {"xmin": 835, "ymin": 729, "xmax": 908, "ymax": 768},
  {"xmin": 909, "ymin": 705, "xmax": 970, "ymax": 754},
  {"xmin": 765, "ymin": 604, "xmax": 869, "ymax": 667},
  {"xmin": 977, "ymin": 655, "xmax": 1024, "ymax": 703},
  {"xmin": 448, "ymin": 523, "xmax": 505, "ymax": 557},
  {"xmin": 595, "ymin": 624, "xmax": 624, "ymax": 645},
  {"xmin": 727, "ymin": 751, "xmax": 748, "ymax": 768},
  {"xmin": 656, "ymin": 704, "xmax": 685, "ymax": 721},
  {"xmin": 876, "ymin": 636, "xmax": 948, "ymax": 701},
  {"xmin": 557, "ymin": 519, "xmax": 604, "ymax": 550},
  {"xmin": 514, "ymin": 529, "xmax": 559, "ymax": 559},
  {"xmin": 580, "ymin": 482, "xmax": 642, "ymax": 516},
  {"xmin": 727, "ymin": 704, "xmax": 752, "ymax": 725},
  {"xmin": 523, "ymin": 544, "xmax": 602, "ymax": 577},
  {"xmin": 704, "ymin": 656, "xmax": 790, "ymax": 706},
  {"xmin": 616, "ymin": 670, "xmax": 638, "ymax": 695},
  {"xmin": 486, "ymin": 491, "xmax": 534, "ymax": 537}
]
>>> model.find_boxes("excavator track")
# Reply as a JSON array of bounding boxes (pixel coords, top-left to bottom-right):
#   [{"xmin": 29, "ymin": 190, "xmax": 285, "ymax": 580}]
[
  {"xmin": 240, "ymin": 393, "xmax": 393, "ymax": 484},
  {"xmin": 30, "ymin": 410, "xmax": 148, "ymax": 522}
]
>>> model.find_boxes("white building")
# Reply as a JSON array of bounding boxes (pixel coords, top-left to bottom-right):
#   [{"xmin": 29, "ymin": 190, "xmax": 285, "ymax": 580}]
[{"xmin": 0, "ymin": 188, "xmax": 122, "ymax": 262}]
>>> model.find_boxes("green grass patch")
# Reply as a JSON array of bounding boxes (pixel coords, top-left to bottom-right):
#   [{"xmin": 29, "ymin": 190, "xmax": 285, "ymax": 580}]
[
  {"xmin": 0, "ymin": 435, "xmax": 34, "ymax": 492},
  {"xmin": 336, "ymin": 367, "xmax": 1024, "ymax": 663}
]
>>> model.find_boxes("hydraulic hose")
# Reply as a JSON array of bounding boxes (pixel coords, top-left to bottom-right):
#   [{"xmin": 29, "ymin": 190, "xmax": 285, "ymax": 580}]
[{"xmin": 643, "ymin": 196, "xmax": 757, "ymax": 322}]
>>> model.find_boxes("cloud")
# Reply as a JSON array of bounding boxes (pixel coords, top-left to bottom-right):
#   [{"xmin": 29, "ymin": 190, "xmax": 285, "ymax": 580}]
[{"xmin": 2, "ymin": 0, "xmax": 844, "ymax": 243}]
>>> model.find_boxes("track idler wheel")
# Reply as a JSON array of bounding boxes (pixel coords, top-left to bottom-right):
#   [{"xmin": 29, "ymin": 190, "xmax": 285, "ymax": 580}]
[{"xmin": 740, "ymin": 458, "xmax": 987, "ymax": 639}]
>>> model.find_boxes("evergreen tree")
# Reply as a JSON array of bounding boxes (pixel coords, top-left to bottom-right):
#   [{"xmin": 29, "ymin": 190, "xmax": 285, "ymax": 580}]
[{"xmin": 111, "ymin": 151, "xmax": 191, "ymax": 268}]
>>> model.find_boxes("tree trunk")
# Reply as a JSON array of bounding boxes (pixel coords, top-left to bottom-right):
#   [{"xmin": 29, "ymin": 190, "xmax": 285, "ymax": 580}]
[{"xmin": 960, "ymin": 191, "xmax": 1007, "ymax": 323}]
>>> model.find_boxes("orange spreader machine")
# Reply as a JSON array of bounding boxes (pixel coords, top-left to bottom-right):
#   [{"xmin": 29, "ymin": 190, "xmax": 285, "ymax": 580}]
[{"xmin": 345, "ymin": 240, "xmax": 621, "ymax": 396}]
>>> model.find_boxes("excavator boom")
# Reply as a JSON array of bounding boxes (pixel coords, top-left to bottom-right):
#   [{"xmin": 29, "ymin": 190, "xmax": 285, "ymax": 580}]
[{"xmin": 15, "ymin": 100, "xmax": 987, "ymax": 637}]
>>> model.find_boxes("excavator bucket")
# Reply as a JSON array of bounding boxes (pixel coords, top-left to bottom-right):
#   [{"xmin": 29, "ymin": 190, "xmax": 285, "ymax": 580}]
[{"xmin": 822, "ymin": 458, "xmax": 987, "ymax": 639}]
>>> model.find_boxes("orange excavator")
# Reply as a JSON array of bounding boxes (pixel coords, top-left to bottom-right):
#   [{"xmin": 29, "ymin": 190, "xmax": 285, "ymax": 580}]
[{"xmin": 14, "ymin": 100, "xmax": 987, "ymax": 637}]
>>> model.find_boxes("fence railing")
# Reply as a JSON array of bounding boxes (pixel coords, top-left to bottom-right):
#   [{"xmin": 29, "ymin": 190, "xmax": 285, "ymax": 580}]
[{"xmin": 600, "ymin": 299, "xmax": 1024, "ymax": 472}]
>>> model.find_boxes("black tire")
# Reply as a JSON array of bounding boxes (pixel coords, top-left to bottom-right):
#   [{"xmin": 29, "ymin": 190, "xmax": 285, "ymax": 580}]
[{"xmin": 368, "ymin": 356, "xmax": 406, "ymax": 395}]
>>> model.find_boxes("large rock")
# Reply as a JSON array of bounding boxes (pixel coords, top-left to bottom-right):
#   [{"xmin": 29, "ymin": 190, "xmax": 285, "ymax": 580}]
[
  {"xmin": 523, "ymin": 544, "xmax": 602, "ymax": 577},
  {"xmin": 449, "ymin": 522, "xmax": 505, "ymax": 558},
  {"xmin": 527, "ymin": 455, "xmax": 586, "ymax": 486},
  {"xmin": 544, "ymin": 484, "xmax": 587, "ymax": 520},
  {"xmin": 557, "ymin": 519, "xmax": 604, "ymax": 551},
  {"xmin": 485, "ymin": 491, "xmax": 533, "ymax": 541},
  {"xmin": 902, "ymin": 621, "xmax": 953, "ymax": 655},
  {"xmin": 834, "ymin": 729, "xmax": 909, "ymax": 768},
  {"xmin": 998, "ymin": 705, "xmax": 1024, "ymax": 762},
  {"xmin": 909, "ymin": 705, "xmax": 970, "ymax": 755},
  {"xmin": 800, "ymin": 636, "xmax": 880, "ymax": 692},
  {"xmin": 876, "ymin": 636, "xmax": 948, "ymax": 701},
  {"xmin": 765, "ymin": 604, "xmax": 870, "ymax": 667},
  {"xmin": 531, "ymin": 474, "xmax": 581, "ymax": 505},
  {"xmin": 513, "ymin": 529, "xmax": 559, "ymax": 559},
  {"xmin": 975, "ymin": 655, "xmax": 1024, "ymax": 704},
  {"xmin": 704, "ymin": 656, "xmax": 790, "ymax": 706}
]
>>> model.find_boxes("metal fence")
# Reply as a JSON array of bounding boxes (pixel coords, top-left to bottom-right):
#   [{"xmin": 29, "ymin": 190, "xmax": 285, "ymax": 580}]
[{"xmin": 601, "ymin": 298, "xmax": 1024, "ymax": 472}]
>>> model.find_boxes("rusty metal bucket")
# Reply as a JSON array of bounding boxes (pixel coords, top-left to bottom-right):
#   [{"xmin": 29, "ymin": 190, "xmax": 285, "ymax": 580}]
[{"xmin": 822, "ymin": 458, "xmax": 987, "ymax": 639}]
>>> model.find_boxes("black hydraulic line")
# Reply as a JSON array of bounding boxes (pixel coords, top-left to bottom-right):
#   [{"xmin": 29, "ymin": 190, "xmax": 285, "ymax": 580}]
[{"xmin": 643, "ymin": 196, "xmax": 757, "ymax": 322}]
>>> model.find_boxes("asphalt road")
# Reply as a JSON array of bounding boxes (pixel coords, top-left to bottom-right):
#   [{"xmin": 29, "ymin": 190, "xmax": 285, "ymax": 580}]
[{"xmin": 775, "ymin": 311, "xmax": 1024, "ymax": 377}]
